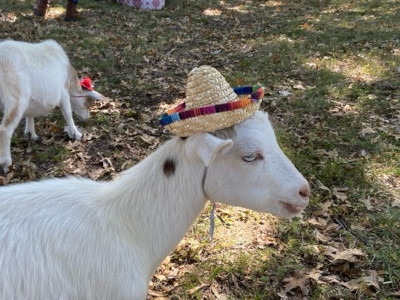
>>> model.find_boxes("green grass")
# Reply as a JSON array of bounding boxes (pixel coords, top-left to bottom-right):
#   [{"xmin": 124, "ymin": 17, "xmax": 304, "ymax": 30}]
[
  {"xmin": 36, "ymin": 144, "xmax": 70, "ymax": 163},
  {"xmin": 1, "ymin": 0, "xmax": 399, "ymax": 298}
]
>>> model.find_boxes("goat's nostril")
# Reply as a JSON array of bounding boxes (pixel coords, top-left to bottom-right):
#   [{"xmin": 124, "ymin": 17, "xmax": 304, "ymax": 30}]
[{"xmin": 299, "ymin": 185, "xmax": 310, "ymax": 198}]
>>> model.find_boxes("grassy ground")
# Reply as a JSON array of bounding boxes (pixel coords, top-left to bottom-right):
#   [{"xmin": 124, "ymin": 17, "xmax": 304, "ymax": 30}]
[{"xmin": 1, "ymin": 0, "xmax": 399, "ymax": 299}]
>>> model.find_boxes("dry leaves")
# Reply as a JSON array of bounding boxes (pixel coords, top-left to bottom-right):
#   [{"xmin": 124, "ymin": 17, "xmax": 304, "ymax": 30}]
[
  {"xmin": 325, "ymin": 248, "xmax": 365, "ymax": 265},
  {"xmin": 279, "ymin": 274, "xmax": 310, "ymax": 298},
  {"xmin": 343, "ymin": 270, "xmax": 383, "ymax": 293}
]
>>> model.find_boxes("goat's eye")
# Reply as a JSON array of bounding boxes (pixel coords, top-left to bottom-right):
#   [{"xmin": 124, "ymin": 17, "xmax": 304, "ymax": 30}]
[{"xmin": 242, "ymin": 153, "xmax": 263, "ymax": 162}]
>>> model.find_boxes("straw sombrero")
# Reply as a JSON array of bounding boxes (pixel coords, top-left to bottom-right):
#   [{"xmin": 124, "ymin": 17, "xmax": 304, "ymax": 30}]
[{"xmin": 159, "ymin": 66, "xmax": 264, "ymax": 137}]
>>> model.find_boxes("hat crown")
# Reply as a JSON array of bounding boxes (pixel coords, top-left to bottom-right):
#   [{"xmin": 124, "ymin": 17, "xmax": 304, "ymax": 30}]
[
  {"xmin": 160, "ymin": 65, "xmax": 263, "ymax": 137},
  {"xmin": 185, "ymin": 66, "xmax": 238, "ymax": 109}
]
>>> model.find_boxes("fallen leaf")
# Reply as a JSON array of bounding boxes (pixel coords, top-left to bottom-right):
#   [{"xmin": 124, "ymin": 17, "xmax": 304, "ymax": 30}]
[
  {"xmin": 321, "ymin": 274, "xmax": 341, "ymax": 284},
  {"xmin": 315, "ymin": 230, "xmax": 330, "ymax": 244},
  {"xmin": 41, "ymin": 136, "xmax": 56, "ymax": 146},
  {"xmin": 101, "ymin": 157, "xmax": 114, "ymax": 170},
  {"xmin": 327, "ymin": 248, "xmax": 365, "ymax": 265},
  {"xmin": 333, "ymin": 187, "xmax": 348, "ymax": 202},
  {"xmin": 0, "ymin": 172, "xmax": 14, "ymax": 186},
  {"xmin": 307, "ymin": 270, "xmax": 324, "ymax": 284},
  {"xmin": 88, "ymin": 168, "xmax": 106, "ymax": 180},
  {"xmin": 390, "ymin": 290, "xmax": 400, "ymax": 296},
  {"xmin": 293, "ymin": 83, "xmax": 306, "ymax": 90},
  {"xmin": 282, "ymin": 275, "xmax": 309, "ymax": 296},
  {"xmin": 359, "ymin": 127, "xmax": 376, "ymax": 137},
  {"xmin": 278, "ymin": 90, "xmax": 292, "ymax": 97},
  {"xmin": 304, "ymin": 245, "xmax": 321, "ymax": 254},
  {"xmin": 314, "ymin": 179, "xmax": 331, "ymax": 194},
  {"xmin": 343, "ymin": 270, "xmax": 382, "ymax": 292},
  {"xmin": 307, "ymin": 217, "xmax": 328, "ymax": 229},
  {"xmin": 360, "ymin": 197, "xmax": 373, "ymax": 210},
  {"xmin": 211, "ymin": 283, "xmax": 227, "ymax": 300},
  {"xmin": 350, "ymin": 224, "xmax": 367, "ymax": 231},
  {"xmin": 140, "ymin": 133, "xmax": 155, "ymax": 144},
  {"xmin": 153, "ymin": 273, "xmax": 166, "ymax": 281},
  {"xmin": 188, "ymin": 283, "xmax": 209, "ymax": 295},
  {"xmin": 318, "ymin": 201, "xmax": 333, "ymax": 213},
  {"xmin": 277, "ymin": 290, "xmax": 289, "ymax": 300},
  {"xmin": 324, "ymin": 222, "xmax": 340, "ymax": 233},
  {"xmin": 392, "ymin": 198, "xmax": 400, "ymax": 208}
]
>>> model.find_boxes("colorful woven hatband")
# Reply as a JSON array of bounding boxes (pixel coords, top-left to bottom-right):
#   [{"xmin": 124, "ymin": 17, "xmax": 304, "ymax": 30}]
[{"xmin": 159, "ymin": 66, "xmax": 264, "ymax": 137}]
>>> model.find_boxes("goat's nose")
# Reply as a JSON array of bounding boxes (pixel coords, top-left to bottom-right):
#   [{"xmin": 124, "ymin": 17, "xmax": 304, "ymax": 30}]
[{"xmin": 299, "ymin": 183, "xmax": 311, "ymax": 199}]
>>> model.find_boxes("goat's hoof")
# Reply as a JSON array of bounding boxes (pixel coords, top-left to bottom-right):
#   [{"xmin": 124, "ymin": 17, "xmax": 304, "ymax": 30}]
[
  {"xmin": 64, "ymin": 127, "xmax": 82, "ymax": 140},
  {"xmin": 70, "ymin": 131, "xmax": 82, "ymax": 140},
  {"xmin": 0, "ymin": 164, "xmax": 12, "ymax": 176},
  {"xmin": 25, "ymin": 132, "xmax": 39, "ymax": 141}
]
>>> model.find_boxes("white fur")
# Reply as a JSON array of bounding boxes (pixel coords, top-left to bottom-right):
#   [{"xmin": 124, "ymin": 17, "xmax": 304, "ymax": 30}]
[
  {"xmin": 0, "ymin": 39, "xmax": 107, "ymax": 173},
  {"xmin": 0, "ymin": 111, "xmax": 310, "ymax": 299}
]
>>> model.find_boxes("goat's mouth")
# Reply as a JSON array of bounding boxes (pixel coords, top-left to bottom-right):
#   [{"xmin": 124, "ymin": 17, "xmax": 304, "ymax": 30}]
[{"xmin": 280, "ymin": 201, "xmax": 306, "ymax": 214}]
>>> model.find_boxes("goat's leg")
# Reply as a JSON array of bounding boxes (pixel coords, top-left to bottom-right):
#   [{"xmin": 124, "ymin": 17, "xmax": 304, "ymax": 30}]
[
  {"xmin": 0, "ymin": 128, "xmax": 12, "ymax": 174},
  {"xmin": 60, "ymin": 92, "xmax": 82, "ymax": 140},
  {"xmin": 24, "ymin": 117, "xmax": 39, "ymax": 140},
  {"xmin": 0, "ymin": 104, "xmax": 24, "ymax": 173}
]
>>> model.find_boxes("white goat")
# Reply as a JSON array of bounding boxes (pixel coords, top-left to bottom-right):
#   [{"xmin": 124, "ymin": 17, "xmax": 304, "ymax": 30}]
[
  {"xmin": 0, "ymin": 111, "xmax": 310, "ymax": 299},
  {"xmin": 0, "ymin": 39, "xmax": 107, "ymax": 173}
]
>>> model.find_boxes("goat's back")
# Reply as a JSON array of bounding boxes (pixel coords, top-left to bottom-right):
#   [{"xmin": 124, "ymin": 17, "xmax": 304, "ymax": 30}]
[
  {"xmin": 0, "ymin": 40, "xmax": 75, "ymax": 109},
  {"xmin": 0, "ymin": 177, "xmax": 143, "ymax": 299},
  {"xmin": 0, "ymin": 39, "xmax": 70, "ymax": 77}
]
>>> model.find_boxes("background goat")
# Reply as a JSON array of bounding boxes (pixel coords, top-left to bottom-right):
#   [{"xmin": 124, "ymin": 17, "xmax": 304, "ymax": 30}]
[
  {"xmin": 0, "ymin": 111, "xmax": 310, "ymax": 299},
  {"xmin": 0, "ymin": 39, "xmax": 108, "ymax": 173}
]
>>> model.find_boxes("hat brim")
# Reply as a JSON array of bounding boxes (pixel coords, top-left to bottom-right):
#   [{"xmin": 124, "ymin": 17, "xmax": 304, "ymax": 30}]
[
  {"xmin": 161, "ymin": 85, "xmax": 263, "ymax": 137},
  {"xmin": 165, "ymin": 102, "xmax": 260, "ymax": 137}
]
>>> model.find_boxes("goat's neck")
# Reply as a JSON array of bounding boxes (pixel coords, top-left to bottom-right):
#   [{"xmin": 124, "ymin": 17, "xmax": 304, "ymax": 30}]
[{"xmin": 105, "ymin": 138, "xmax": 208, "ymax": 278}]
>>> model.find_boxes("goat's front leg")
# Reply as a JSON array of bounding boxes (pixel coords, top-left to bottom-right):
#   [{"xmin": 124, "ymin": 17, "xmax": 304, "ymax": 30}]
[
  {"xmin": 60, "ymin": 92, "xmax": 82, "ymax": 140},
  {"xmin": 24, "ymin": 117, "xmax": 39, "ymax": 140}
]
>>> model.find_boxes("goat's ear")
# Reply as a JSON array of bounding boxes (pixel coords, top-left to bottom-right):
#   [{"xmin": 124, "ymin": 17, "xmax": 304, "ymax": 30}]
[
  {"xmin": 83, "ymin": 90, "xmax": 110, "ymax": 101},
  {"xmin": 186, "ymin": 133, "xmax": 233, "ymax": 167}
]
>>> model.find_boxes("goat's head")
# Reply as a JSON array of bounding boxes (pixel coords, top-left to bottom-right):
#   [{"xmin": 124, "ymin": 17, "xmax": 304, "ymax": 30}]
[
  {"xmin": 185, "ymin": 110, "xmax": 310, "ymax": 219},
  {"xmin": 70, "ymin": 89, "xmax": 109, "ymax": 121}
]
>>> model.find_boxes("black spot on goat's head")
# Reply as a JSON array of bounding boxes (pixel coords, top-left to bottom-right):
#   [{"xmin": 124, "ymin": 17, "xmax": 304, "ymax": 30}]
[{"xmin": 163, "ymin": 158, "xmax": 176, "ymax": 178}]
